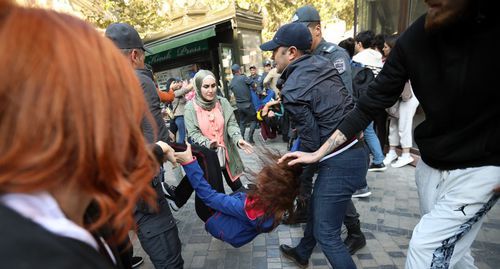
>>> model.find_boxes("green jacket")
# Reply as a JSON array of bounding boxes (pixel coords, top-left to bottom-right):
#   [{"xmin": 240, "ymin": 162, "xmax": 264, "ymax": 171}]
[{"xmin": 184, "ymin": 97, "xmax": 244, "ymax": 180}]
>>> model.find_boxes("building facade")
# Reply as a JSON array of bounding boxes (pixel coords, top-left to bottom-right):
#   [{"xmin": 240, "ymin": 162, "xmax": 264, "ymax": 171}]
[
  {"xmin": 144, "ymin": 1, "xmax": 263, "ymax": 98},
  {"xmin": 354, "ymin": 0, "xmax": 427, "ymax": 35}
]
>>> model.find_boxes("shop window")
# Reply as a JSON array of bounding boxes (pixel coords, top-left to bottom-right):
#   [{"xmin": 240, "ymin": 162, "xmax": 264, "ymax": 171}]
[
  {"xmin": 239, "ymin": 29, "xmax": 263, "ymax": 74},
  {"xmin": 357, "ymin": 0, "xmax": 403, "ymax": 35}
]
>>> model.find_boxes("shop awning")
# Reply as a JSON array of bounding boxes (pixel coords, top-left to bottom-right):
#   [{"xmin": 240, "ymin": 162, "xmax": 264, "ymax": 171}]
[{"xmin": 145, "ymin": 26, "xmax": 216, "ymax": 55}]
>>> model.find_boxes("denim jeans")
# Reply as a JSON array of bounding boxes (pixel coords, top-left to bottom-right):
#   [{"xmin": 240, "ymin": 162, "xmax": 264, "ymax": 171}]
[
  {"xmin": 364, "ymin": 121, "xmax": 385, "ymax": 165},
  {"xmin": 174, "ymin": 116, "xmax": 185, "ymax": 144},
  {"xmin": 299, "ymin": 163, "xmax": 360, "ymax": 227},
  {"xmin": 295, "ymin": 145, "xmax": 368, "ymax": 269}
]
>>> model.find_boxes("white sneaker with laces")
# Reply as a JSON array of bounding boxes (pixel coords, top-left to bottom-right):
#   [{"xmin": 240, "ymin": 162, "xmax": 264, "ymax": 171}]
[
  {"xmin": 383, "ymin": 152, "xmax": 398, "ymax": 165},
  {"xmin": 391, "ymin": 155, "xmax": 414, "ymax": 168}
]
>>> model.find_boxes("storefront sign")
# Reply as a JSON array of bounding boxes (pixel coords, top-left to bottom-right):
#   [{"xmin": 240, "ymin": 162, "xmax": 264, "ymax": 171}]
[{"xmin": 146, "ymin": 40, "xmax": 208, "ymax": 65}]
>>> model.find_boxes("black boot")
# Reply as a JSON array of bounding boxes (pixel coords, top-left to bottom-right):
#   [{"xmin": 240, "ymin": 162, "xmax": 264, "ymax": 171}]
[
  {"xmin": 344, "ymin": 221, "xmax": 366, "ymax": 255},
  {"xmin": 279, "ymin": 245, "xmax": 308, "ymax": 268}
]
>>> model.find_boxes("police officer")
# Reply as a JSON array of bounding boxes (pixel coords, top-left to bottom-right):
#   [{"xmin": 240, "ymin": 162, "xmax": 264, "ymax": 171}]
[
  {"xmin": 288, "ymin": 5, "xmax": 366, "ymax": 256},
  {"xmin": 248, "ymin": 64, "xmax": 264, "ymax": 96},
  {"xmin": 261, "ymin": 60, "xmax": 273, "ymax": 84},
  {"xmin": 291, "ymin": 5, "xmax": 353, "ymax": 94}
]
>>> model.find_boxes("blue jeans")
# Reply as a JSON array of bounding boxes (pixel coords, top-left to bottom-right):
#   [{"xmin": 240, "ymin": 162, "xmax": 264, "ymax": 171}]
[
  {"xmin": 295, "ymin": 145, "xmax": 368, "ymax": 269},
  {"xmin": 364, "ymin": 121, "xmax": 385, "ymax": 165},
  {"xmin": 174, "ymin": 116, "xmax": 185, "ymax": 144}
]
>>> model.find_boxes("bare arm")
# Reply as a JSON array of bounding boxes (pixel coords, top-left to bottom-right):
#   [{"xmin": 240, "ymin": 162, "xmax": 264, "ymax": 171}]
[{"xmin": 278, "ymin": 130, "xmax": 347, "ymax": 166}]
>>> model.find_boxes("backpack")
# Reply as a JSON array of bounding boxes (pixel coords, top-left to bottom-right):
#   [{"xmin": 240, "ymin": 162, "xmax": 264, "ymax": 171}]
[{"xmin": 351, "ymin": 62, "xmax": 375, "ymax": 103}]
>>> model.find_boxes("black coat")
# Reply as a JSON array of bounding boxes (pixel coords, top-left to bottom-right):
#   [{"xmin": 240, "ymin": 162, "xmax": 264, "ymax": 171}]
[
  {"xmin": 338, "ymin": 10, "xmax": 500, "ymax": 170},
  {"xmin": 0, "ymin": 204, "xmax": 117, "ymax": 269}
]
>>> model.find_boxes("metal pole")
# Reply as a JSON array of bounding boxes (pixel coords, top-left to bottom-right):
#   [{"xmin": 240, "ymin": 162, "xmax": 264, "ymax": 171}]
[{"xmin": 353, "ymin": 0, "xmax": 358, "ymax": 36}]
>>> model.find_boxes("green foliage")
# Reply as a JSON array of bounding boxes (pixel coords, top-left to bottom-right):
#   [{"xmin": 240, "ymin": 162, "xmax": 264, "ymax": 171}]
[
  {"xmin": 81, "ymin": 0, "xmax": 168, "ymax": 37},
  {"xmin": 80, "ymin": 0, "xmax": 354, "ymax": 39},
  {"xmin": 258, "ymin": 0, "xmax": 354, "ymax": 41}
]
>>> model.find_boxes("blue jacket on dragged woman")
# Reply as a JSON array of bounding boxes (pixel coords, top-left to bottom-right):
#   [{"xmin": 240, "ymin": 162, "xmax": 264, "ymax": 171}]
[{"xmin": 174, "ymin": 144, "xmax": 302, "ymax": 247}]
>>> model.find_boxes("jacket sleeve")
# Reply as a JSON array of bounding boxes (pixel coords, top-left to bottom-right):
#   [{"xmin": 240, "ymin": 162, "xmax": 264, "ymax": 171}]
[
  {"xmin": 222, "ymin": 99, "xmax": 243, "ymax": 143},
  {"xmin": 338, "ymin": 39, "xmax": 409, "ymax": 138},
  {"xmin": 152, "ymin": 144, "xmax": 164, "ymax": 164},
  {"xmin": 157, "ymin": 88, "xmax": 175, "ymax": 103},
  {"xmin": 184, "ymin": 103, "xmax": 211, "ymax": 147},
  {"xmin": 174, "ymin": 87, "xmax": 192, "ymax": 97},
  {"xmin": 183, "ymin": 160, "xmax": 248, "ymax": 219},
  {"xmin": 139, "ymin": 77, "xmax": 159, "ymax": 143}
]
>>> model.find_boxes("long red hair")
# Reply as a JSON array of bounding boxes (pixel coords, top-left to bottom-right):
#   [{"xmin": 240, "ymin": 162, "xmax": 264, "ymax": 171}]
[
  {"xmin": 246, "ymin": 150, "xmax": 303, "ymax": 226},
  {"xmin": 0, "ymin": 1, "xmax": 157, "ymax": 243}
]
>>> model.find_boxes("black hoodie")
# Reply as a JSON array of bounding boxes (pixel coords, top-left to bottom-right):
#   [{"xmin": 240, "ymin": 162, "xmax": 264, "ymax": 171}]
[{"xmin": 338, "ymin": 2, "xmax": 500, "ymax": 170}]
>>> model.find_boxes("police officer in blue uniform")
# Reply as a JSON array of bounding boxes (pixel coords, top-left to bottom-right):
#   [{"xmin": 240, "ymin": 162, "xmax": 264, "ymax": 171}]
[
  {"xmin": 287, "ymin": 5, "xmax": 366, "ymax": 256},
  {"xmin": 291, "ymin": 5, "xmax": 353, "ymax": 94}
]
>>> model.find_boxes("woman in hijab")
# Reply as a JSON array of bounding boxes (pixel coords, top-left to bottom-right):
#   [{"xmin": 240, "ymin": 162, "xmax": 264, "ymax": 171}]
[{"xmin": 184, "ymin": 70, "xmax": 253, "ymax": 191}]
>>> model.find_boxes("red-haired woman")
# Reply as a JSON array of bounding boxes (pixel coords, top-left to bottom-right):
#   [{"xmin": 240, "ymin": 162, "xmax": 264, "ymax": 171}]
[
  {"xmin": 0, "ymin": 2, "xmax": 161, "ymax": 268},
  {"xmin": 170, "ymin": 144, "xmax": 302, "ymax": 247}
]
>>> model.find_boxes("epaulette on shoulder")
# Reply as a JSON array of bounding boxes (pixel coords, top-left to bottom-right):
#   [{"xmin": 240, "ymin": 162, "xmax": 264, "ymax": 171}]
[{"xmin": 323, "ymin": 45, "xmax": 336, "ymax": 53}]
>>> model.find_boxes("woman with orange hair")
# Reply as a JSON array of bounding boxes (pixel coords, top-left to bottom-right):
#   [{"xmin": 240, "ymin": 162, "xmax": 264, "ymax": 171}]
[
  {"xmin": 0, "ymin": 2, "xmax": 164, "ymax": 268},
  {"xmin": 171, "ymin": 144, "xmax": 302, "ymax": 248}
]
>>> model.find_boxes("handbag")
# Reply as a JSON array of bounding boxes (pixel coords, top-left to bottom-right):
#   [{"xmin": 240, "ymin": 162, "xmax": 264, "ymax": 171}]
[{"xmin": 216, "ymin": 147, "xmax": 226, "ymax": 168}]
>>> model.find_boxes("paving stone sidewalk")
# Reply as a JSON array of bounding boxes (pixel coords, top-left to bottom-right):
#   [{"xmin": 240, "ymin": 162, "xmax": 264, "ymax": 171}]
[{"xmin": 133, "ymin": 138, "xmax": 500, "ymax": 269}]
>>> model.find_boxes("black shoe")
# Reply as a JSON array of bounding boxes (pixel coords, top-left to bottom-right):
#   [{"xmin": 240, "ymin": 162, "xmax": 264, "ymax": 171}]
[
  {"xmin": 131, "ymin": 256, "xmax": 144, "ymax": 268},
  {"xmin": 368, "ymin": 162, "xmax": 387, "ymax": 172},
  {"xmin": 161, "ymin": 183, "xmax": 180, "ymax": 211},
  {"xmin": 344, "ymin": 233, "xmax": 366, "ymax": 255},
  {"xmin": 279, "ymin": 245, "xmax": 308, "ymax": 268},
  {"xmin": 248, "ymin": 139, "xmax": 256, "ymax": 144}
]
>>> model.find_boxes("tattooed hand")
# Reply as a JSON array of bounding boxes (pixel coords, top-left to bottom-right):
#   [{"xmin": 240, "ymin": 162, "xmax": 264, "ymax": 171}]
[{"xmin": 278, "ymin": 130, "xmax": 347, "ymax": 166}]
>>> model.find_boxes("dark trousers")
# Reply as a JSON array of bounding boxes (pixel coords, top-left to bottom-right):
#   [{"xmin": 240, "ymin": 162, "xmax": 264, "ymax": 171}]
[
  {"xmin": 237, "ymin": 105, "xmax": 257, "ymax": 140},
  {"xmin": 169, "ymin": 143, "xmax": 242, "ymax": 221},
  {"xmin": 134, "ymin": 168, "xmax": 183, "ymax": 269},
  {"xmin": 373, "ymin": 111, "xmax": 388, "ymax": 151}
]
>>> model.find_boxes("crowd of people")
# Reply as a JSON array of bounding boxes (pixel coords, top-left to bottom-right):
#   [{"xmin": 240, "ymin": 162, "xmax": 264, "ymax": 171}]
[{"xmin": 1, "ymin": 0, "xmax": 498, "ymax": 269}]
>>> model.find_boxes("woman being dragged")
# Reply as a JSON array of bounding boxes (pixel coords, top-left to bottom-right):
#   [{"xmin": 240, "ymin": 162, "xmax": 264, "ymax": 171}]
[{"xmin": 170, "ymin": 143, "xmax": 302, "ymax": 247}]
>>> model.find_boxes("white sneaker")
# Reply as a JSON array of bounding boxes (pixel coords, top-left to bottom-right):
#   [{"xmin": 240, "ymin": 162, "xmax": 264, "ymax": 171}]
[
  {"xmin": 391, "ymin": 155, "xmax": 414, "ymax": 168},
  {"xmin": 383, "ymin": 152, "xmax": 398, "ymax": 165}
]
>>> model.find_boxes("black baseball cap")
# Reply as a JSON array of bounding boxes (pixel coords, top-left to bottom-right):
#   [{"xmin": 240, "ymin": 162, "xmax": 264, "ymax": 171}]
[
  {"xmin": 291, "ymin": 5, "xmax": 321, "ymax": 24},
  {"xmin": 249, "ymin": 65, "xmax": 257, "ymax": 69},
  {"xmin": 260, "ymin": 23, "xmax": 312, "ymax": 51},
  {"xmin": 263, "ymin": 60, "xmax": 272, "ymax": 66},
  {"xmin": 105, "ymin": 23, "xmax": 152, "ymax": 53}
]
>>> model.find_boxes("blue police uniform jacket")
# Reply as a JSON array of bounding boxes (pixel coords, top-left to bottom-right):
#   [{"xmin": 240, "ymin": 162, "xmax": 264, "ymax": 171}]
[
  {"xmin": 313, "ymin": 38, "xmax": 353, "ymax": 94},
  {"xmin": 280, "ymin": 54, "xmax": 354, "ymax": 153},
  {"xmin": 182, "ymin": 159, "xmax": 275, "ymax": 248}
]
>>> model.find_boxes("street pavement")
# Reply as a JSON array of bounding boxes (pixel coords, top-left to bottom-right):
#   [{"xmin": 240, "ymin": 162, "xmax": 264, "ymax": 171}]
[{"xmin": 132, "ymin": 137, "xmax": 500, "ymax": 269}]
